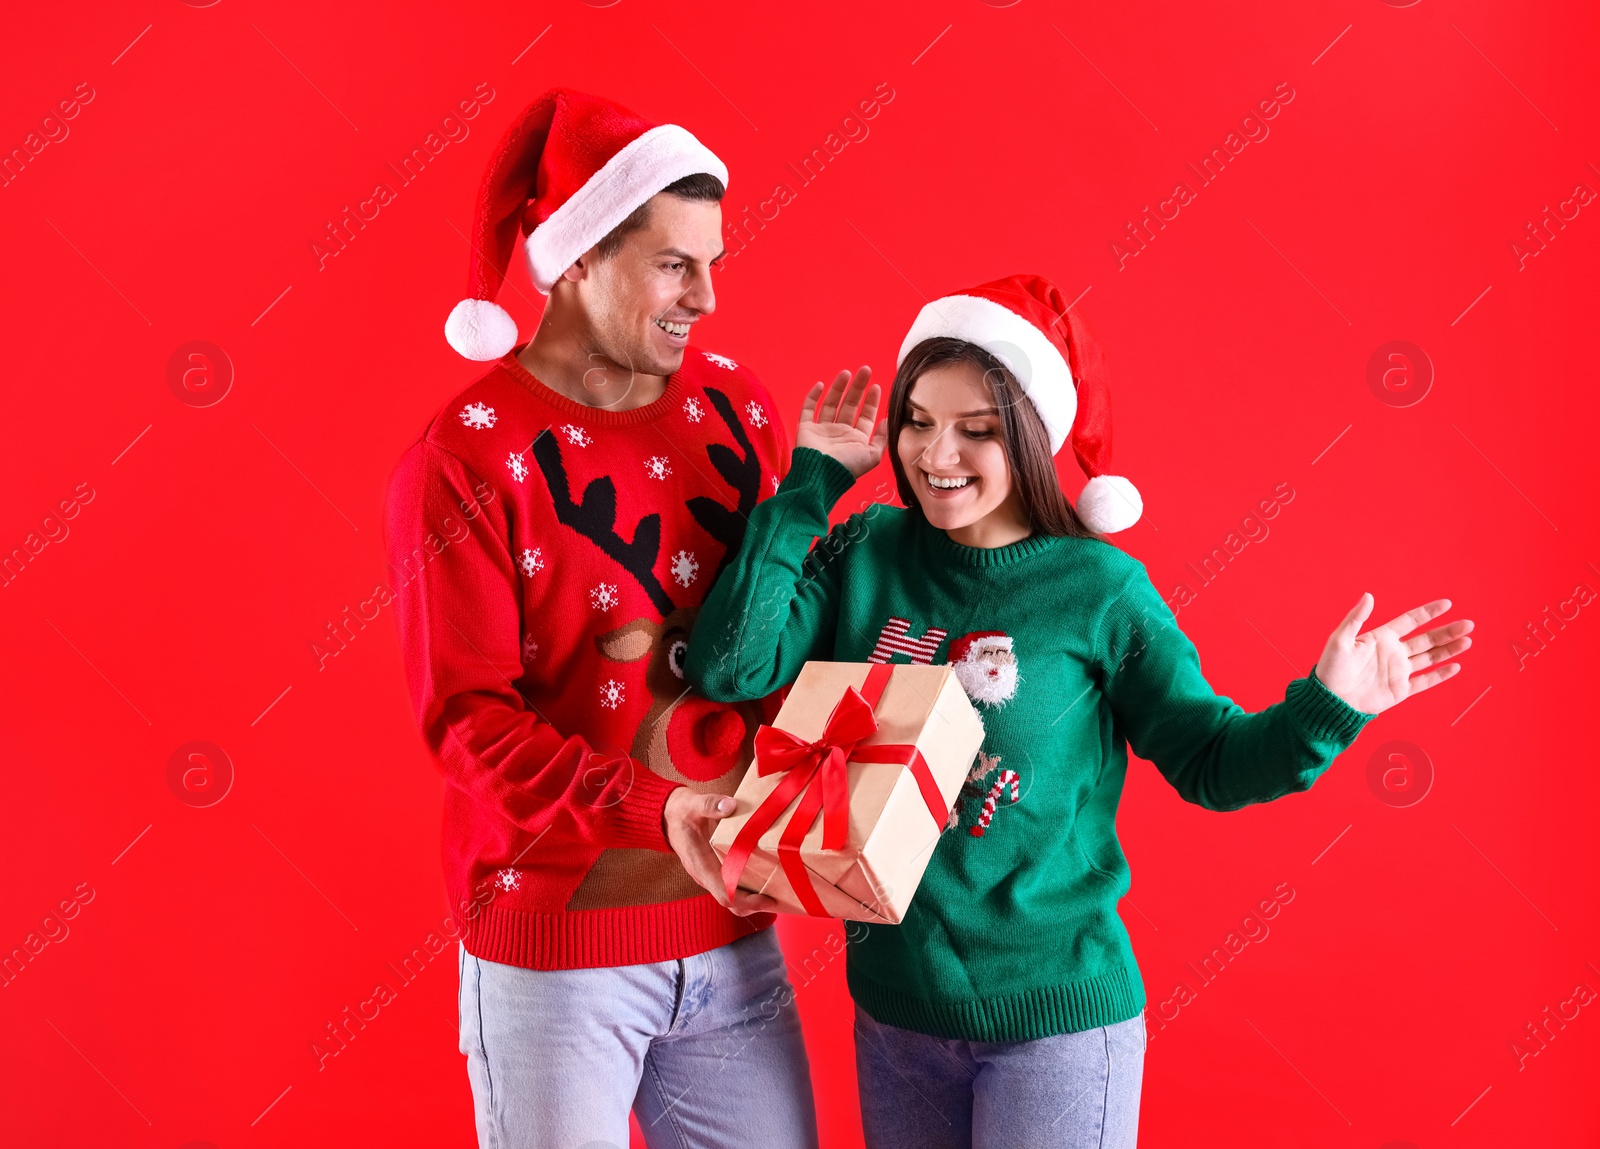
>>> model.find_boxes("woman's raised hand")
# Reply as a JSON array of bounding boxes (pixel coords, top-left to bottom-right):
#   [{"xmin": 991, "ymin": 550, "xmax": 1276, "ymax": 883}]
[
  {"xmin": 796, "ymin": 366, "xmax": 887, "ymax": 478},
  {"xmin": 1314, "ymin": 594, "xmax": 1474, "ymax": 714}
]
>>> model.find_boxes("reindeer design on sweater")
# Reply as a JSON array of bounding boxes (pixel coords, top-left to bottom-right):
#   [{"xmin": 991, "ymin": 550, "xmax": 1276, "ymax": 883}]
[{"xmin": 532, "ymin": 392, "xmax": 766, "ymax": 909}]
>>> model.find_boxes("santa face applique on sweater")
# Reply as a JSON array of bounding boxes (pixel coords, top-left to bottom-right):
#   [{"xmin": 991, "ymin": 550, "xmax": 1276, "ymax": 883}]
[{"xmin": 948, "ymin": 630, "xmax": 1020, "ymax": 707}]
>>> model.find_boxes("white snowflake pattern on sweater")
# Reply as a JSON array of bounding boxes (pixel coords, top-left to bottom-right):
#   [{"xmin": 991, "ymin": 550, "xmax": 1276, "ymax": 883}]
[
  {"xmin": 670, "ymin": 549, "xmax": 700, "ymax": 588},
  {"xmin": 561, "ymin": 425, "xmax": 593, "ymax": 447},
  {"xmin": 683, "ymin": 396, "xmax": 704, "ymax": 422},
  {"xmin": 644, "ymin": 456, "xmax": 672, "ymax": 481},
  {"xmin": 493, "ymin": 868, "xmax": 521, "ymax": 892},
  {"xmin": 506, "ymin": 452, "xmax": 528, "ymax": 482},
  {"xmin": 703, "ymin": 352, "xmax": 738, "ymax": 370},
  {"xmin": 518, "ymin": 548, "xmax": 544, "ymax": 577},
  {"xmin": 459, "ymin": 402, "xmax": 497, "ymax": 429},
  {"xmin": 598, "ymin": 679, "xmax": 626, "ymax": 709},
  {"xmin": 590, "ymin": 583, "xmax": 620, "ymax": 611},
  {"xmin": 745, "ymin": 401, "xmax": 768, "ymax": 429}
]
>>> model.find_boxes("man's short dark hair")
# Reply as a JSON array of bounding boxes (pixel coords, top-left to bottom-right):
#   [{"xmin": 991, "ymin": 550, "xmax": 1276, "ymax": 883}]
[{"xmin": 594, "ymin": 172, "xmax": 725, "ymax": 259}]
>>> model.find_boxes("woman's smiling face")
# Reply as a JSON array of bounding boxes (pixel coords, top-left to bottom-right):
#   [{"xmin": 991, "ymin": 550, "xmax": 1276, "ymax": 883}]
[{"xmin": 895, "ymin": 360, "xmax": 1024, "ymax": 537}]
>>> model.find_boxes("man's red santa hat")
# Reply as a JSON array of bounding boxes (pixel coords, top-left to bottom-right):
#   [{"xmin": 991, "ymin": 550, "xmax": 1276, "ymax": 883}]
[
  {"xmin": 897, "ymin": 274, "xmax": 1142, "ymax": 534},
  {"xmin": 443, "ymin": 88, "xmax": 729, "ymax": 361}
]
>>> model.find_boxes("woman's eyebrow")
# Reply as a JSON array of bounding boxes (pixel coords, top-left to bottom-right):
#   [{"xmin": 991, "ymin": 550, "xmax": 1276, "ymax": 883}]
[{"xmin": 906, "ymin": 400, "xmax": 1001, "ymax": 418}]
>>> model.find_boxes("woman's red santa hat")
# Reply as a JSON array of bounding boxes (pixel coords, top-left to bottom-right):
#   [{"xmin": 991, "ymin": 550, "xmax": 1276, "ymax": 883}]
[
  {"xmin": 897, "ymin": 274, "xmax": 1143, "ymax": 534},
  {"xmin": 444, "ymin": 88, "xmax": 729, "ymax": 361}
]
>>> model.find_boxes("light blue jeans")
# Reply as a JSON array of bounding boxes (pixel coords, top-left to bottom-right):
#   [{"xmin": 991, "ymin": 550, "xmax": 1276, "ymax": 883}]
[
  {"xmin": 458, "ymin": 929, "xmax": 818, "ymax": 1149},
  {"xmin": 853, "ymin": 1006, "xmax": 1147, "ymax": 1149}
]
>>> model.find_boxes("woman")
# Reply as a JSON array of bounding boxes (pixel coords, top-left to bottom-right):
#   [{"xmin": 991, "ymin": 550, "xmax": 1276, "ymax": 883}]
[{"xmin": 683, "ymin": 274, "xmax": 1472, "ymax": 1148}]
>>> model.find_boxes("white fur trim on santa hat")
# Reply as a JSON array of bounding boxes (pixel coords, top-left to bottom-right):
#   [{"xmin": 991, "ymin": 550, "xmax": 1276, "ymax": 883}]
[
  {"xmin": 898, "ymin": 294, "xmax": 1076, "ymax": 453},
  {"xmin": 524, "ymin": 124, "xmax": 729, "ymax": 293},
  {"xmin": 445, "ymin": 298, "xmax": 520, "ymax": 361},
  {"xmin": 1075, "ymin": 474, "xmax": 1143, "ymax": 533}
]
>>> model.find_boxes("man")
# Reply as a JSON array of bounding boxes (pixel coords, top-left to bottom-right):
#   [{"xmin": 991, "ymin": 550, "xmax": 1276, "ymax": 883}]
[{"xmin": 385, "ymin": 88, "xmax": 815, "ymax": 1149}]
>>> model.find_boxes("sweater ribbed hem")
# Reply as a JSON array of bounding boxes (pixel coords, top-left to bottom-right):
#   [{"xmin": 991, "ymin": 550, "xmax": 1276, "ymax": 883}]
[
  {"xmin": 848, "ymin": 961, "xmax": 1147, "ymax": 1042},
  {"xmin": 606, "ymin": 764, "xmax": 681, "ymax": 851},
  {"xmin": 463, "ymin": 896, "xmax": 774, "ymax": 970},
  {"xmin": 784, "ymin": 446, "xmax": 859, "ymax": 504}
]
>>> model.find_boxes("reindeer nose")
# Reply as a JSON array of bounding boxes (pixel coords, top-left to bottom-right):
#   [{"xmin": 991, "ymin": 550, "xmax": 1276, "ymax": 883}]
[{"xmin": 698, "ymin": 710, "xmax": 747, "ymax": 758}]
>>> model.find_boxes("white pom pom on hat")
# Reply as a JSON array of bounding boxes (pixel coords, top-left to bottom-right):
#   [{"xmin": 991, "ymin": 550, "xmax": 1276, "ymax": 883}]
[
  {"xmin": 896, "ymin": 274, "xmax": 1143, "ymax": 534},
  {"xmin": 443, "ymin": 88, "xmax": 729, "ymax": 361},
  {"xmin": 444, "ymin": 299, "xmax": 519, "ymax": 362},
  {"xmin": 1075, "ymin": 475, "xmax": 1143, "ymax": 534}
]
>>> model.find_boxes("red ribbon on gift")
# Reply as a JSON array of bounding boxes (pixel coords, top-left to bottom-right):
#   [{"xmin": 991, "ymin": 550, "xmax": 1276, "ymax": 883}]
[{"xmin": 719, "ymin": 663, "xmax": 948, "ymax": 917}]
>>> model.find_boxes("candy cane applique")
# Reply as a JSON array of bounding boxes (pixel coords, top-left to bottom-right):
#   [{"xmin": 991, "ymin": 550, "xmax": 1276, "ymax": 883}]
[{"xmin": 970, "ymin": 769, "xmax": 1021, "ymax": 837}]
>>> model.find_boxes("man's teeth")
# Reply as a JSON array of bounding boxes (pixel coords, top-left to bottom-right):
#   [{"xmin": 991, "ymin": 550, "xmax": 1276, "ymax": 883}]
[
  {"xmin": 927, "ymin": 474, "xmax": 971, "ymax": 490},
  {"xmin": 655, "ymin": 318, "xmax": 690, "ymax": 337}
]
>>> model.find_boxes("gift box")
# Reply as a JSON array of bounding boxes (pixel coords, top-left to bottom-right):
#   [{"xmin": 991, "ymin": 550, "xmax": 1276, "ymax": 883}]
[{"xmin": 710, "ymin": 660, "xmax": 986, "ymax": 923}]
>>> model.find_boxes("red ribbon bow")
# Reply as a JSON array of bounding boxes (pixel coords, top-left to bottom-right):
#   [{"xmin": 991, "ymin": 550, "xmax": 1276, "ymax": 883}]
[{"xmin": 720, "ymin": 664, "xmax": 947, "ymax": 917}]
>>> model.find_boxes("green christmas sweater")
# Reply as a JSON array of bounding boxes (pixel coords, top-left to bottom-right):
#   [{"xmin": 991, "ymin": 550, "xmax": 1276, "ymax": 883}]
[{"xmin": 684, "ymin": 448, "xmax": 1373, "ymax": 1042}]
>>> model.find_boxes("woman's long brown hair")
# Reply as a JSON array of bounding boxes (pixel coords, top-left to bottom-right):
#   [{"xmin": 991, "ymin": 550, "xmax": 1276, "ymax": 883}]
[{"xmin": 886, "ymin": 337, "xmax": 1096, "ymax": 539}]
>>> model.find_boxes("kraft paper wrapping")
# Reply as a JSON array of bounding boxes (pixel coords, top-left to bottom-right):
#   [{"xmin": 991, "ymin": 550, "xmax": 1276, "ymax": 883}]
[{"xmin": 709, "ymin": 661, "xmax": 985, "ymax": 923}]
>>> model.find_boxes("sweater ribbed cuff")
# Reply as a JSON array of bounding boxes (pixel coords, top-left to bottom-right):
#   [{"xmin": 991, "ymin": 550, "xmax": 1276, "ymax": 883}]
[
  {"xmin": 782, "ymin": 447, "xmax": 859, "ymax": 506},
  {"xmin": 1287, "ymin": 668, "xmax": 1373, "ymax": 745},
  {"xmin": 605, "ymin": 764, "xmax": 682, "ymax": 852}
]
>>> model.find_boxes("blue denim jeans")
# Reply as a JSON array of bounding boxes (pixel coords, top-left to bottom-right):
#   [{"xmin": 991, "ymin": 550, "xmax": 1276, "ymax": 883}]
[
  {"xmin": 853, "ymin": 1005, "xmax": 1147, "ymax": 1149},
  {"xmin": 458, "ymin": 929, "xmax": 818, "ymax": 1149}
]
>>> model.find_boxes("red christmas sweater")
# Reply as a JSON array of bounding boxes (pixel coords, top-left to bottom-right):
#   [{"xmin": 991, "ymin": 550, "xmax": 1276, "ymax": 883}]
[{"xmin": 385, "ymin": 345, "xmax": 788, "ymax": 969}]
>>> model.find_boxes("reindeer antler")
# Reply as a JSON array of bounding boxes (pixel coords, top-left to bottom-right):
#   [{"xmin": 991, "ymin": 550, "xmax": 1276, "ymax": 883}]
[
  {"xmin": 686, "ymin": 387, "xmax": 762, "ymax": 577},
  {"xmin": 532, "ymin": 430, "xmax": 676, "ymax": 615}
]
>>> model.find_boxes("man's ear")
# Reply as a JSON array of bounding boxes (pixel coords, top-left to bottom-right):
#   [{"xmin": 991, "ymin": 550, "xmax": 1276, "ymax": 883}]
[{"xmin": 561, "ymin": 256, "xmax": 588, "ymax": 284}]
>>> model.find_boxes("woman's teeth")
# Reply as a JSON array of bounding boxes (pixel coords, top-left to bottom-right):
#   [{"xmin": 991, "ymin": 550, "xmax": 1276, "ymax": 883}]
[
  {"xmin": 927, "ymin": 474, "xmax": 971, "ymax": 490},
  {"xmin": 655, "ymin": 318, "xmax": 690, "ymax": 337}
]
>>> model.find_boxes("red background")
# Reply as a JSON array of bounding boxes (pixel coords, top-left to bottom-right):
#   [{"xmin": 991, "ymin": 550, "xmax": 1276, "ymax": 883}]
[{"xmin": 3, "ymin": 1, "xmax": 1597, "ymax": 1145}]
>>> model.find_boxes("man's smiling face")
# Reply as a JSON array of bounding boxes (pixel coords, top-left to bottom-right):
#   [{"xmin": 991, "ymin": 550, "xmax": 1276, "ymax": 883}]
[{"xmin": 576, "ymin": 192, "xmax": 724, "ymax": 382}]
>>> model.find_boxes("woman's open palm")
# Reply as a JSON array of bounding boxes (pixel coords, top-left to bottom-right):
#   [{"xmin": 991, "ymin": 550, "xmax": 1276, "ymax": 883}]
[
  {"xmin": 795, "ymin": 367, "xmax": 887, "ymax": 478},
  {"xmin": 1314, "ymin": 594, "xmax": 1474, "ymax": 714}
]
